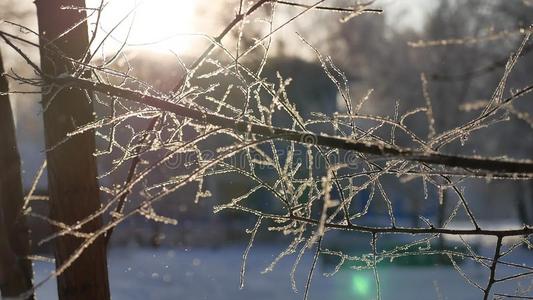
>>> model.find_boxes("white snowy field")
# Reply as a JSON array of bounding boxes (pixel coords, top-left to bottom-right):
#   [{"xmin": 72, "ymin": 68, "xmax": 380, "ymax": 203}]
[{"xmin": 32, "ymin": 245, "xmax": 532, "ymax": 300}]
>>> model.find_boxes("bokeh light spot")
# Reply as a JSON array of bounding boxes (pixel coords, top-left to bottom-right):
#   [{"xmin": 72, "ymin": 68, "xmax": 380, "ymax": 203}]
[{"xmin": 351, "ymin": 274, "xmax": 371, "ymax": 296}]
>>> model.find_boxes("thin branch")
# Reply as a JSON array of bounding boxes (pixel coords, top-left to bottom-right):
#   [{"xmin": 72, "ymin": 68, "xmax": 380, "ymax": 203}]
[
  {"xmin": 103, "ymin": 116, "xmax": 159, "ymax": 246},
  {"xmin": 274, "ymin": 0, "xmax": 382, "ymax": 14},
  {"xmin": 303, "ymin": 236, "xmax": 322, "ymax": 300},
  {"xmin": 494, "ymin": 293, "xmax": 533, "ymax": 299},
  {"xmin": 484, "ymin": 236, "xmax": 503, "ymax": 300},
  {"xmin": 286, "ymin": 215, "xmax": 532, "ymax": 237}
]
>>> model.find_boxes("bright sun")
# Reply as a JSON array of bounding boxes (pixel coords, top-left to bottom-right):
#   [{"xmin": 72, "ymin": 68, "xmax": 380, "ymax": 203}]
[{"xmin": 88, "ymin": 0, "xmax": 197, "ymax": 53}]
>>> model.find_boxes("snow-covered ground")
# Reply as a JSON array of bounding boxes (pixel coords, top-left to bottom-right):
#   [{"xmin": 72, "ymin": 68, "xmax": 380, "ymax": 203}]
[{"xmin": 32, "ymin": 245, "xmax": 532, "ymax": 300}]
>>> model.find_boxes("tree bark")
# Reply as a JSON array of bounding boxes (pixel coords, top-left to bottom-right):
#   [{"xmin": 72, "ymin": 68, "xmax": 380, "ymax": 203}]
[
  {"xmin": 0, "ymin": 49, "xmax": 34, "ymax": 299},
  {"xmin": 35, "ymin": 1, "xmax": 110, "ymax": 299}
]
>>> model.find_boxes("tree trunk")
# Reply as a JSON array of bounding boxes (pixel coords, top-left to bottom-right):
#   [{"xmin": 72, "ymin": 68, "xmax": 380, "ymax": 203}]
[
  {"xmin": 35, "ymin": 1, "xmax": 110, "ymax": 299},
  {"xmin": 515, "ymin": 182, "xmax": 530, "ymax": 226},
  {"xmin": 0, "ymin": 49, "xmax": 34, "ymax": 299}
]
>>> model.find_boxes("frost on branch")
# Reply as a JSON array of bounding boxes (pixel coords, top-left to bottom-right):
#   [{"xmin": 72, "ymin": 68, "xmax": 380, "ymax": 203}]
[{"xmin": 1, "ymin": 1, "xmax": 532, "ymax": 299}]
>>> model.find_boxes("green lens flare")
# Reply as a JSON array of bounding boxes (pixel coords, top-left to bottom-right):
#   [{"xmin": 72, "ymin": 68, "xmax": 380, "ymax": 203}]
[{"xmin": 351, "ymin": 275, "xmax": 371, "ymax": 296}]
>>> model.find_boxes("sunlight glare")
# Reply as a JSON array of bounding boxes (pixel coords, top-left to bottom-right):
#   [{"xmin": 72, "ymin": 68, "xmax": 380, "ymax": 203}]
[{"xmin": 89, "ymin": 0, "xmax": 197, "ymax": 53}]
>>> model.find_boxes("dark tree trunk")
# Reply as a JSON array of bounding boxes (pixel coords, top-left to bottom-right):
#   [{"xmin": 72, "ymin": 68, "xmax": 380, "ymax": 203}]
[
  {"xmin": 515, "ymin": 183, "xmax": 530, "ymax": 226},
  {"xmin": 0, "ymin": 49, "xmax": 34, "ymax": 299},
  {"xmin": 35, "ymin": 1, "xmax": 110, "ymax": 299}
]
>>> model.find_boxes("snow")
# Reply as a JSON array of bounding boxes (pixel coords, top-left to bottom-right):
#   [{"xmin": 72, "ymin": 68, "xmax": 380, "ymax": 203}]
[{"xmin": 32, "ymin": 245, "xmax": 532, "ymax": 300}]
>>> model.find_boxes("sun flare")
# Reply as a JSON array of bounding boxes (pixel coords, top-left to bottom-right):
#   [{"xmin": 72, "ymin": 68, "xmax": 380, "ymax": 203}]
[{"xmin": 88, "ymin": 0, "xmax": 197, "ymax": 53}]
